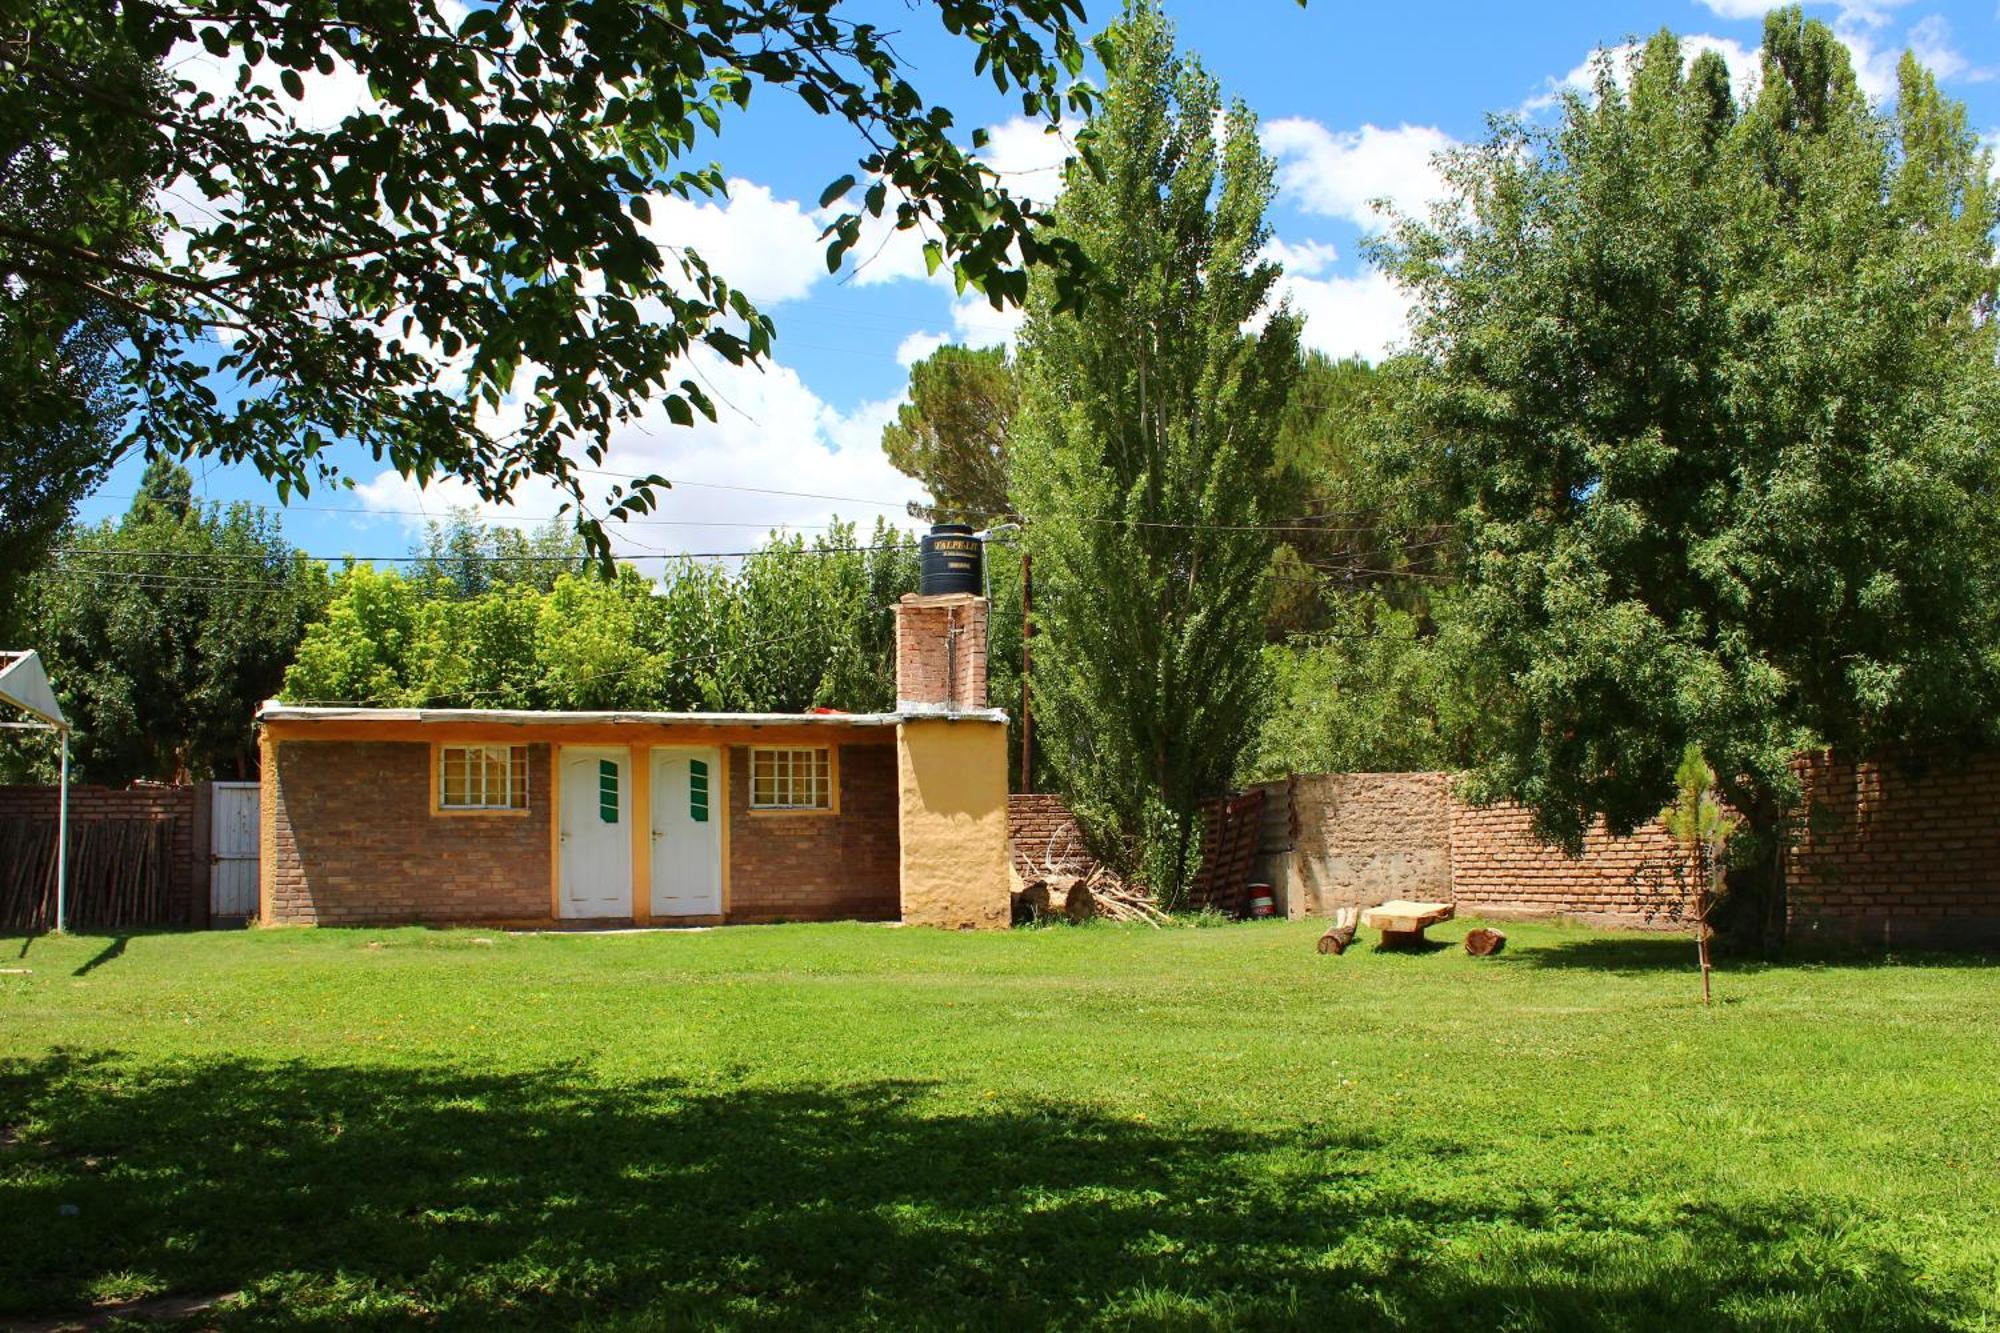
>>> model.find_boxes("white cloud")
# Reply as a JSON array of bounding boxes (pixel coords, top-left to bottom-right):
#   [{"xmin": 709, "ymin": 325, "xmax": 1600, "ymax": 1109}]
[
  {"xmin": 1907, "ymin": 15, "xmax": 1975, "ymax": 82},
  {"xmin": 1262, "ymin": 237, "xmax": 1341, "ymax": 278},
  {"xmin": 1694, "ymin": 0, "xmax": 1911, "ymax": 25},
  {"xmin": 1279, "ymin": 267, "xmax": 1412, "ymax": 364},
  {"xmin": 950, "ymin": 291, "xmax": 1026, "ymax": 350},
  {"xmin": 1694, "ymin": 0, "xmax": 1787, "ymax": 16},
  {"xmin": 978, "ymin": 117, "xmax": 1078, "ymax": 208},
  {"xmin": 352, "ymin": 350, "xmax": 929, "ymax": 560},
  {"xmin": 1261, "ymin": 119, "xmax": 1456, "ymax": 228},
  {"xmin": 644, "ymin": 178, "xmax": 828, "ymax": 308},
  {"xmin": 1528, "ymin": 34, "xmax": 1762, "ymax": 113},
  {"xmin": 895, "ymin": 330, "xmax": 952, "ymax": 367}
]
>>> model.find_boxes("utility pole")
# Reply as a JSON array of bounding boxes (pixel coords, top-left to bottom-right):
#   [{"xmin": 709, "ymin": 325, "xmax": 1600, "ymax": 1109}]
[{"xmin": 1020, "ymin": 549, "xmax": 1033, "ymax": 792}]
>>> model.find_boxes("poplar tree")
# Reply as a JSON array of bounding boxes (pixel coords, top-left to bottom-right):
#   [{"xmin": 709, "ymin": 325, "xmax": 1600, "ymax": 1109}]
[
  {"xmin": 1379, "ymin": 11, "xmax": 2000, "ymax": 946},
  {"xmin": 1010, "ymin": 0, "xmax": 1299, "ymax": 901}
]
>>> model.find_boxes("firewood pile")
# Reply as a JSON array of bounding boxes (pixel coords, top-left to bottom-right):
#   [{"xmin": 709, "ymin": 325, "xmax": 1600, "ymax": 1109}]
[
  {"xmin": 1011, "ymin": 825, "xmax": 1168, "ymax": 927},
  {"xmin": 0, "ymin": 817, "xmax": 176, "ymax": 931}
]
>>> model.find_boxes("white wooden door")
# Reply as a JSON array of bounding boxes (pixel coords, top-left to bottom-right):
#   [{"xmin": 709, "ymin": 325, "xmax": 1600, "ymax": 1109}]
[
  {"xmin": 650, "ymin": 747, "xmax": 722, "ymax": 917},
  {"xmin": 560, "ymin": 748, "xmax": 631, "ymax": 918},
  {"xmin": 210, "ymin": 781, "xmax": 260, "ymax": 920}
]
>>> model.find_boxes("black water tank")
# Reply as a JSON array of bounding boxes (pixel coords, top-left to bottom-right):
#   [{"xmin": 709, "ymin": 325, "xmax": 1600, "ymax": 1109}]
[{"xmin": 919, "ymin": 523, "xmax": 982, "ymax": 595}]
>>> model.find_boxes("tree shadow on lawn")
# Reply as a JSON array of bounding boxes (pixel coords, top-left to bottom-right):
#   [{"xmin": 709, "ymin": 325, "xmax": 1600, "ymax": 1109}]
[
  {"xmin": 0, "ymin": 1051, "xmax": 1966, "ymax": 1331},
  {"xmin": 1514, "ymin": 934, "xmax": 2000, "ymax": 975}
]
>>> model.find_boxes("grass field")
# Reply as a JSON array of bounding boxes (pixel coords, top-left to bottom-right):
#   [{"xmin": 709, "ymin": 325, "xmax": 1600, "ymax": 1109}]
[{"xmin": 2, "ymin": 919, "xmax": 1997, "ymax": 1330}]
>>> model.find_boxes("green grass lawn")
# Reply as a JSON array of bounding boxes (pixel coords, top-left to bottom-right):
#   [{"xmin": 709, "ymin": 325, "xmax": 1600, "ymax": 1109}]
[{"xmin": 1, "ymin": 919, "xmax": 1997, "ymax": 1330}]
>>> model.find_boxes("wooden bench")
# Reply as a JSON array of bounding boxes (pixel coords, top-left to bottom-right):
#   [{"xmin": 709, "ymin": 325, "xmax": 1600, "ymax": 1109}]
[{"xmin": 1360, "ymin": 899, "xmax": 1455, "ymax": 949}]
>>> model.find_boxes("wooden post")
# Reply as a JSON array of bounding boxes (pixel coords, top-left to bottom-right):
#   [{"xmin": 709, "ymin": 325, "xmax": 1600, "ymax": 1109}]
[
  {"xmin": 55, "ymin": 728, "xmax": 68, "ymax": 935},
  {"xmin": 1019, "ymin": 549, "xmax": 1033, "ymax": 793},
  {"xmin": 1696, "ymin": 843, "xmax": 1713, "ymax": 1006}
]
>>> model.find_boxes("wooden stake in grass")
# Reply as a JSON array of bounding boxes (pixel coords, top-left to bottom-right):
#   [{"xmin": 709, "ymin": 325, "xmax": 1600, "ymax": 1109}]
[{"xmin": 1661, "ymin": 744, "xmax": 1739, "ymax": 1006}]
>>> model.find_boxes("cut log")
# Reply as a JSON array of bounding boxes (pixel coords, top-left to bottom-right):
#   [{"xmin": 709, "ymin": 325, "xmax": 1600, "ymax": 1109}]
[
  {"xmin": 1020, "ymin": 881, "xmax": 1054, "ymax": 921},
  {"xmin": 1316, "ymin": 906, "xmax": 1359, "ymax": 956},
  {"xmin": 1063, "ymin": 881, "xmax": 1098, "ymax": 923},
  {"xmin": 1463, "ymin": 927, "xmax": 1507, "ymax": 957}
]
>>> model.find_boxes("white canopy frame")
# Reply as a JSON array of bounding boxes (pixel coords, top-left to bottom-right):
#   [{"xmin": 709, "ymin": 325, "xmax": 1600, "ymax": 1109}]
[{"xmin": 0, "ymin": 651, "xmax": 70, "ymax": 933}]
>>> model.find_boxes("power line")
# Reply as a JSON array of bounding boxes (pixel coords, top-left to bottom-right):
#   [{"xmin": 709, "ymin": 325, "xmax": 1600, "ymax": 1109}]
[
  {"xmin": 51, "ymin": 542, "xmax": 912, "ymax": 565},
  {"xmin": 87, "ymin": 478, "xmax": 1432, "ymax": 537}
]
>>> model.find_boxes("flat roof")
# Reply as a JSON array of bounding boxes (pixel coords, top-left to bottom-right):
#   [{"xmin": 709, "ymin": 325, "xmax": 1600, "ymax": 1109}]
[{"xmin": 257, "ymin": 703, "xmax": 1008, "ymax": 727}]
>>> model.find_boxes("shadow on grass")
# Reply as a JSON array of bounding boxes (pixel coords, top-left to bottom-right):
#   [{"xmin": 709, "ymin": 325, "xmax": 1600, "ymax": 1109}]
[
  {"xmin": 1514, "ymin": 933, "xmax": 2000, "ymax": 975},
  {"xmin": 0, "ymin": 1051, "xmax": 1966, "ymax": 1330},
  {"xmin": 69, "ymin": 936, "xmax": 128, "ymax": 978}
]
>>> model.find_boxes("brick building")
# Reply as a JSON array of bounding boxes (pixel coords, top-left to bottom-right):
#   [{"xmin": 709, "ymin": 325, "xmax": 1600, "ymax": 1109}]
[{"xmin": 258, "ymin": 592, "xmax": 1010, "ymax": 929}]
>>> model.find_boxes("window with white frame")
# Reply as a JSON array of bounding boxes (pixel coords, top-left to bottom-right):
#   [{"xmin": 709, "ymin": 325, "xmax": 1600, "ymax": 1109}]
[
  {"xmin": 438, "ymin": 744, "xmax": 529, "ymax": 810},
  {"xmin": 750, "ymin": 746, "xmax": 831, "ymax": 810}
]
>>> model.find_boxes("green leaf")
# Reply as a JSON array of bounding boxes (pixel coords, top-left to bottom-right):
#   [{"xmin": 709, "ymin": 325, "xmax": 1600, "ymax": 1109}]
[{"xmin": 819, "ymin": 174, "xmax": 857, "ymax": 208}]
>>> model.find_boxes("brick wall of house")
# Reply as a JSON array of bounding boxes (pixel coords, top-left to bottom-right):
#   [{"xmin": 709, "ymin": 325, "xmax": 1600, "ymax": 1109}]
[
  {"xmin": 266, "ymin": 740, "xmax": 553, "ymax": 925},
  {"xmin": 1788, "ymin": 750, "xmax": 2000, "ymax": 947},
  {"xmin": 896, "ymin": 593, "xmax": 988, "ymax": 712},
  {"xmin": 726, "ymin": 742, "xmax": 900, "ymax": 922},
  {"xmin": 0, "ymin": 783, "xmax": 201, "ymax": 926}
]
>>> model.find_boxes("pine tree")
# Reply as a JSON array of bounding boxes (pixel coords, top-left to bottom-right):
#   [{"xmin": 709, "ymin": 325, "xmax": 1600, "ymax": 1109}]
[{"xmin": 1010, "ymin": 0, "xmax": 1299, "ymax": 902}]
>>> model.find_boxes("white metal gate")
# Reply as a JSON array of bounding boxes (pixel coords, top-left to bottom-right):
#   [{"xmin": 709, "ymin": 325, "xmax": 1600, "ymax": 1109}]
[{"xmin": 211, "ymin": 781, "xmax": 260, "ymax": 920}]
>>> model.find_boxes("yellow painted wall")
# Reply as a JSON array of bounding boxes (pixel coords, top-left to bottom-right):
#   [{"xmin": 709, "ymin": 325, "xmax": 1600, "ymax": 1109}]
[{"xmin": 895, "ymin": 718, "xmax": 1011, "ymax": 929}]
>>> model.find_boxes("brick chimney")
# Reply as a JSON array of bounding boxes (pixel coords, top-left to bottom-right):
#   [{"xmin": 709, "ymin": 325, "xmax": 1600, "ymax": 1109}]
[{"xmin": 895, "ymin": 593, "xmax": 988, "ymax": 714}]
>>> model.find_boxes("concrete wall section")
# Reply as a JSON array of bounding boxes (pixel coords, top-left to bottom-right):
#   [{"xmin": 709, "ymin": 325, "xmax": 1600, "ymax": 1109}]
[
  {"xmin": 1289, "ymin": 772, "xmax": 1453, "ymax": 916},
  {"xmin": 899, "ymin": 718, "xmax": 1011, "ymax": 929}
]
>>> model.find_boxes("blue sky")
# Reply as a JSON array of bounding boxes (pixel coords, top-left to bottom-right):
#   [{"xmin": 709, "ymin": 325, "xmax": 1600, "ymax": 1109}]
[{"xmin": 86, "ymin": 0, "xmax": 2000, "ymax": 566}]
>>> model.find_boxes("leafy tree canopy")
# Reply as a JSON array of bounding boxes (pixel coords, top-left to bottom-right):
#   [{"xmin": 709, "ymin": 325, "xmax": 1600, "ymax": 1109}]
[
  {"xmin": 1378, "ymin": 10, "xmax": 2000, "ymax": 943},
  {"xmin": 1, "ymin": 0, "xmax": 1099, "ymax": 559},
  {"xmin": 1011, "ymin": 0, "xmax": 1299, "ymax": 900},
  {"xmin": 880, "ymin": 343, "xmax": 1019, "ymax": 527},
  {"xmin": 410, "ymin": 509, "xmax": 589, "ymax": 597},
  {"xmin": 1244, "ymin": 591, "xmax": 1499, "ymax": 782},
  {"xmin": 8, "ymin": 458, "xmax": 331, "ymax": 782},
  {"xmin": 1262, "ymin": 352, "xmax": 1449, "ymax": 638},
  {"xmin": 0, "ymin": 1, "xmax": 157, "ymax": 637},
  {"xmin": 282, "ymin": 519, "xmax": 921, "ymax": 713}
]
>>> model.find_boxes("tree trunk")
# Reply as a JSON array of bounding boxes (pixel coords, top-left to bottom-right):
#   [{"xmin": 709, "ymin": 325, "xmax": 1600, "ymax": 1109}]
[{"xmin": 1717, "ymin": 796, "xmax": 1788, "ymax": 956}]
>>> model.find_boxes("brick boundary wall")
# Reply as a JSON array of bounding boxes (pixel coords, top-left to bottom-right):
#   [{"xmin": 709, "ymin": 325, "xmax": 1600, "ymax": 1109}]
[
  {"xmin": 1007, "ymin": 794, "xmax": 1093, "ymax": 880},
  {"xmin": 1788, "ymin": 750, "xmax": 2000, "ymax": 948},
  {"xmin": 0, "ymin": 783, "xmax": 203, "ymax": 926},
  {"xmin": 1018, "ymin": 748, "xmax": 2000, "ymax": 945},
  {"xmin": 1448, "ymin": 800, "xmax": 1688, "ymax": 929}
]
